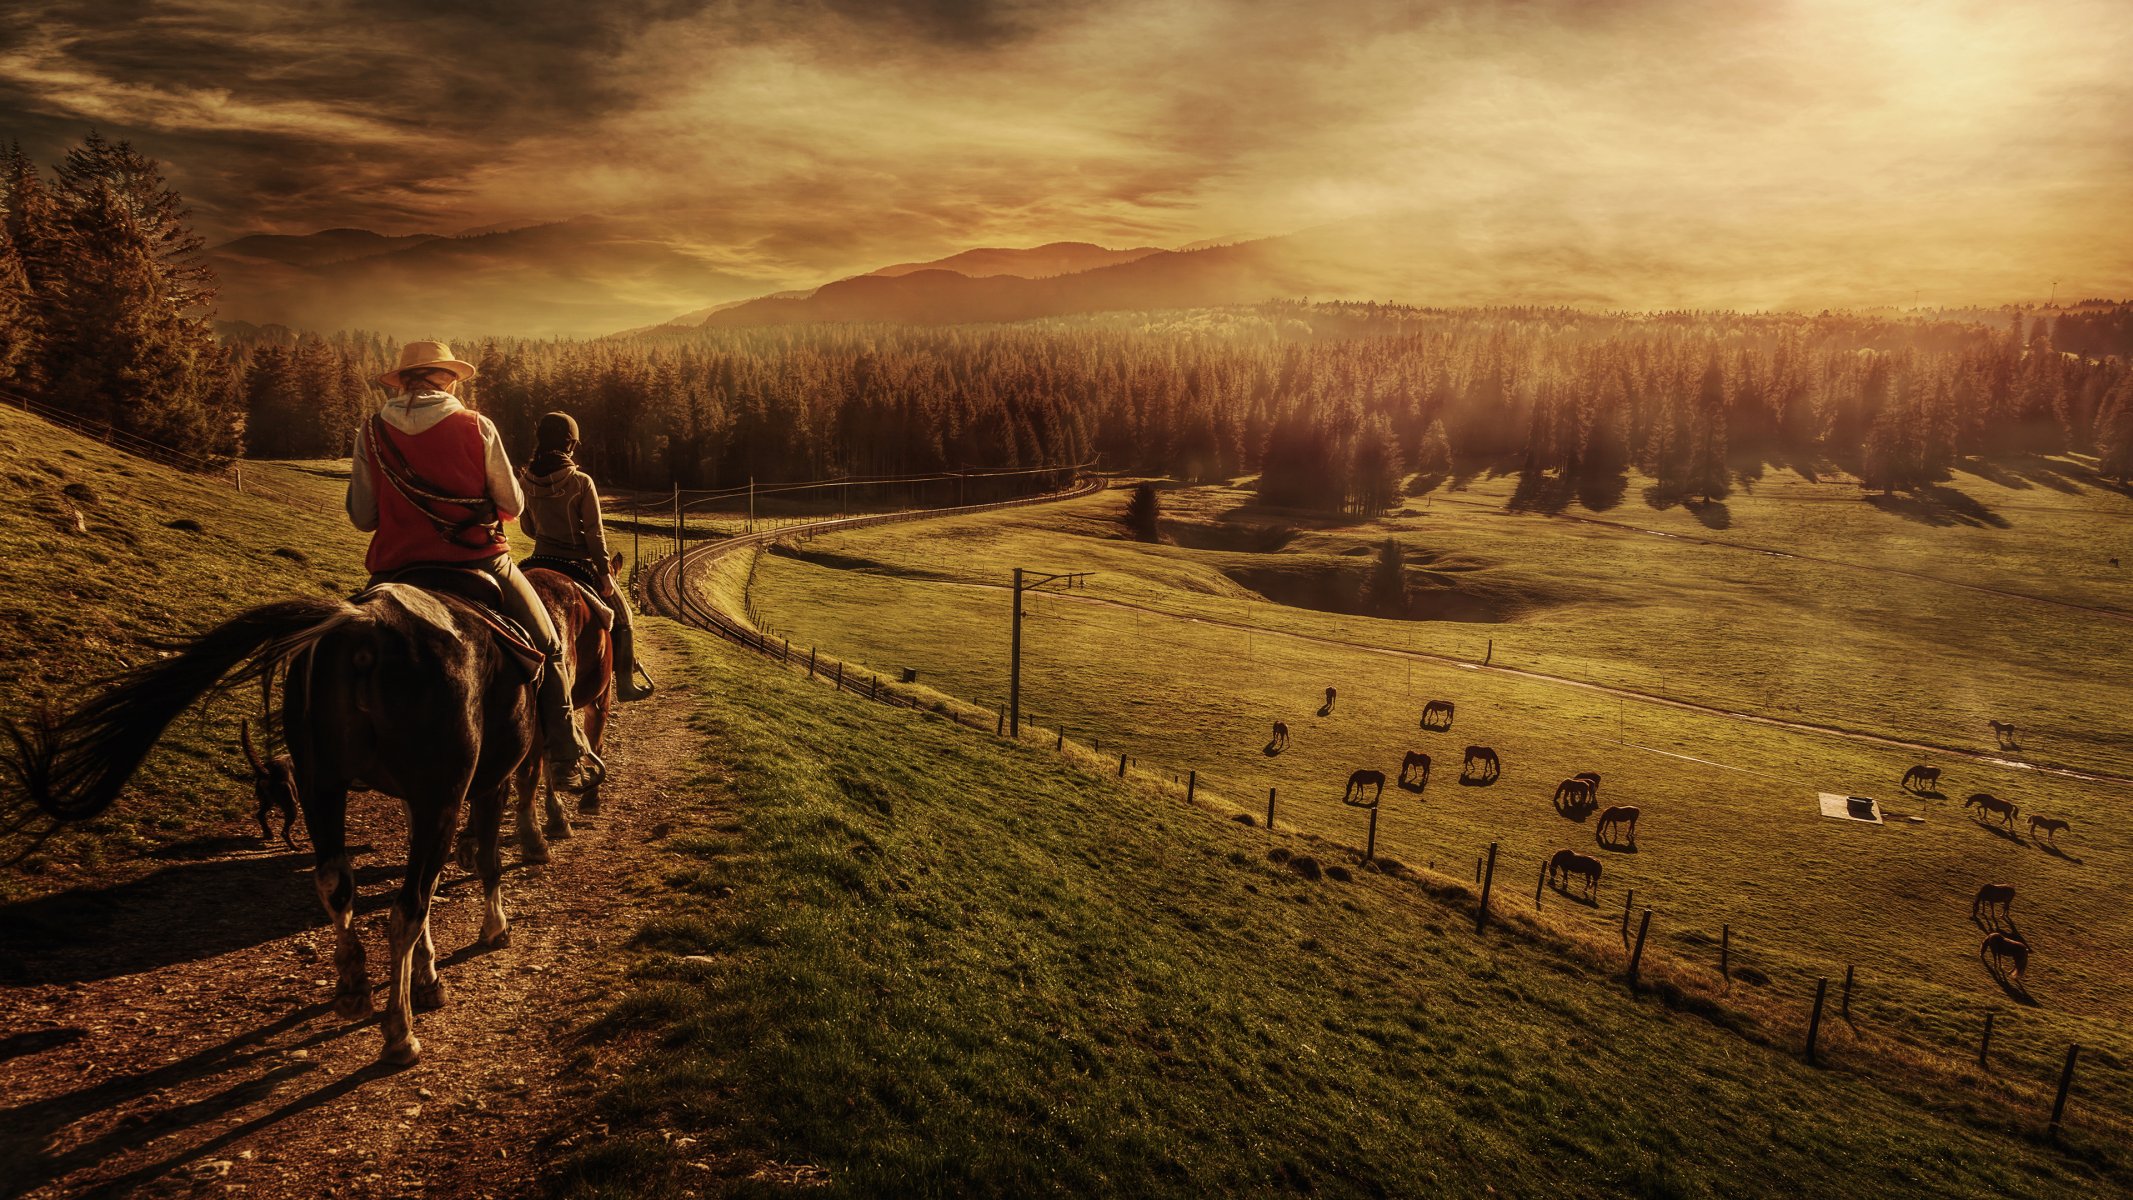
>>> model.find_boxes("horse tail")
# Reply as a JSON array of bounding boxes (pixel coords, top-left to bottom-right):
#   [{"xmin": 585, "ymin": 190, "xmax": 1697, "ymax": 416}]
[{"xmin": 3, "ymin": 596, "xmax": 364, "ymax": 822}]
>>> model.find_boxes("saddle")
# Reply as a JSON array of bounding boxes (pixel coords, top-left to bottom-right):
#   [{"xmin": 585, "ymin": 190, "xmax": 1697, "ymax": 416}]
[
  {"xmin": 521, "ymin": 555, "xmax": 615, "ymax": 632},
  {"xmin": 360, "ymin": 565, "xmax": 547, "ymax": 682}
]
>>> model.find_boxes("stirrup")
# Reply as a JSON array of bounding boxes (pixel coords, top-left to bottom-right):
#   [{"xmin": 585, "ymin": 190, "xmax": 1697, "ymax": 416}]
[{"xmin": 549, "ymin": 747, "xmax": 607, "ymax": 794}]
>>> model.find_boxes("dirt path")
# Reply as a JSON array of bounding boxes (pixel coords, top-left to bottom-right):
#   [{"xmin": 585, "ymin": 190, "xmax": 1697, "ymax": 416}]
[{"xmin": 0, "ymin": 625, "xmax": 711, "ymax": 1200}]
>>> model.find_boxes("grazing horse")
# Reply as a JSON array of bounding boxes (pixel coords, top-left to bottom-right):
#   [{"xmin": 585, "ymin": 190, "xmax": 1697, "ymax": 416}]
[
  {"xmin": 1264, "ymin": 720, "xmax": 1290, "ymax": 756},
  {"xmin": 1397, "ymin": 751, "xmax": 1431, "ymax": 792},
  {"xmin": 1343, "ymin": 768, "xmax": 1386, "ymax": 807},
  {"xmin": 1545, "ymin": 848, "xmax": 1602, "ymax": 901},
  {"xmin": 1317, "ymin": 686, "xmax": 1337, "ymax": 718},
  {"xmin": 1420, "ymin": 700, "xmax": 1455, "ymax": 732},
  {"xmin": 1965, "ymin": 792, "xmax": 2019, "ymax": 831},
  {"xmin": 1980, "ymin": 932, "xmax": 2029, "ymax": 986},
  {"xmin": 1902, "ymin": 765, "xmax": 1942, "ymax": 793},
  {"xmin": 1460, "ymin": 745, "xmax": 1501, "ymax": 784},
  {"xmin": 1552, "ymin": 776, "xmax": 1596, "ymax": 812},
  {"xmin": 1971, "ymin": 883, "xmax": 2016, "ymax": 929},
  {"xmin": 2028, "ymin": 815, "xmax": 2070, "ymax": 844},
  {"xmin": 239, "ymin": 718, "xmax": 299, "ymax": 847},
  {"xmin": 490, "ymin": 566, "xmax": 614, "ymax": 863},
  {"xmin": 4, "ymin": 587, "xmax": 540, "ymax": 1065},
  {"xmin": 1988, "ymin": 720, "xmax": 2018, "ymax": 749},
  {"xmin": 1596, "ymin": 804, "xmax": 1640, "ymax": 848}
]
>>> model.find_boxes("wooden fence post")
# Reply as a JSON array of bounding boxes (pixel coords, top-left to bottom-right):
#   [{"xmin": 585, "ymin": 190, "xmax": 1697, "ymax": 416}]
[
  {"xmin": 1118, "ymin": 753, "xmax": 1128, "ymax": 777},
  {"xmin": 996, "ymin": 707, "xmax": 1005, "ymax": 735},
  {"xmin": 1628, "ymin": 909, "xmax": 1652, "ymax": 991},
  {"xmin": 1842, "ymin": 964, "xmax": 1855, "ymax": 1018},
  {"xmin": 1621, "ymin": 889, "xmax": 1635, "ymax": 945},
  {"xmin": 1806, "ymin": 978, "xmax": 1829, "ymax": 1064},
  {"xmin": 834, "ymin": 662, "xmax": 844, "ymax": 690},
  {"xmin": 1056, "ymin": 726, "xmax": 1065, "ymax": 751},
  {"xmin": 1365, "ymin": 806, "xmax": 1379, "ymax": 860},
  {"xmin": 1534, "ymin": 861, "xmax": 1545, "ymax": 910},
  {"xmin": 808, "ymin": 647, "xmax": 817, "ymax": 678},
  {"xmin": 1187, "ymin": 770, "xmax": 1197, "ymax": 804},
  {"xmin": 1474, "ymin": 843, "xmax": 1499, "ymax": 935},
  {"xmin": 872, "ymin": 675, "xmax": 880, "ymax": 699},
  {"xmin": 1978, "ymin": 1011, "xmax": 1995, "ymax": 1068},
  {"xmin": 1474, "ymin": 856, "xmax": 1481, "ymax": 883},
  {"xmin": 1266, "ymin": 787, "xmax": 1277, "ymax": 830},
  {"xmin": 2050, "ymin": 1044, "xmax": 2081, "ymax": 1137},
  {"xmin": 1720, "ymin": 925, "xmax": 1730, "ymax": 985}
]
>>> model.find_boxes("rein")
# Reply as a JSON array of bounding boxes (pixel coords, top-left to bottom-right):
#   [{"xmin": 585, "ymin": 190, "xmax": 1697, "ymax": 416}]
[{"xmin": 368, "ymin": 414, "xmax": 502, "ymax": 549}]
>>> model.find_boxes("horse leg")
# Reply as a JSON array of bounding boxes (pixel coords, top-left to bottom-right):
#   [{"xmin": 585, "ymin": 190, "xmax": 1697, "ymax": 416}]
[
  {"xmin": 471, "ymin": 777, "xmax": 512, "ymax": 948},
  {"xmin": 382, "ymin": 791, "xmax": 460, "ymax": 1066},
  {"xmin": 300, "ymin": 779, "xmax": 369, "ymax": 1020},
  {"xmin": 516, "ymin": 753, "xmax": 552, "ymax": 865}
]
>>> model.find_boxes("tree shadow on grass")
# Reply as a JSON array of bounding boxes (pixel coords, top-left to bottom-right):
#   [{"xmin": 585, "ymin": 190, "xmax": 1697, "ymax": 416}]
[
  {"xmin": 1865, "ymin": 486, "xmax": 2011, "ymax": 529},
  {"xmin": 1685, "ymin": 499, "xmax": 1730, "ymax": 530}
]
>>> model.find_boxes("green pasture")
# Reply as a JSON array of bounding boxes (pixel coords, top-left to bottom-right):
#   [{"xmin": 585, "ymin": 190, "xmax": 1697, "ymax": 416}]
[
  {"xmin": 563, "ymin": 621, "xmax": 2126, "ymax": 1198},
  {"xmin": 736, "ymin": 469, "xmax": 2133, "ymax": 1123}
]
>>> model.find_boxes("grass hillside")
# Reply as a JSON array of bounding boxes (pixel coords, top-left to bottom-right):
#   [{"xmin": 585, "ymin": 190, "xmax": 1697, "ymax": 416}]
[
  {"xmin": 562, "ymin": 623, "xmax": 2126, "ymax": 1198},
  {"xmin": 0, "ymin": 407, "xmax": 377, "ymax": 895},
  {"xmin": 733, "ymin": 471, "xmax": 2133, "ymax": 1134}
]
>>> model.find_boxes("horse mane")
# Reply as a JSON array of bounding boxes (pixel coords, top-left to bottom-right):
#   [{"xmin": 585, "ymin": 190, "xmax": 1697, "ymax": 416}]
[{"xmin": 3, "ymin": 596, "xmax": 367, "ymax": 822}]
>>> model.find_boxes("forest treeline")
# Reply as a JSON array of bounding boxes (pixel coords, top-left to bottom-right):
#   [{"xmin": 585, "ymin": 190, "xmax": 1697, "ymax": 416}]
[{"xmin": 6, "ymin": 136, "xmax": 2133, "ymax": 509}]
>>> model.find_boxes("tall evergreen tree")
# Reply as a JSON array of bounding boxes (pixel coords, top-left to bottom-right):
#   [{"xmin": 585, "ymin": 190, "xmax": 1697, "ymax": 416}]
[
  {"xmin": 1365, "ymin": 536, "xmax": 1407, "ymax": 615},
  {"xmin": 0, "ymin": 223, "xmax": 31, "ymax": 390},
  {"xmin": 1686, "ymin": 358, "xmax": 1729, "ymax": 501},
  {"xmin": 1123, "ymin": 482, "xmax": 1161, "ymax": 542}
]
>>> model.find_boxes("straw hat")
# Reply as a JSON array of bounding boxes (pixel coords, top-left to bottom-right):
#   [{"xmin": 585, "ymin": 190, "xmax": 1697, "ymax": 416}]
[{"xmin": 380, "ymin": 340, "xmax": 478, "ymax": 390}]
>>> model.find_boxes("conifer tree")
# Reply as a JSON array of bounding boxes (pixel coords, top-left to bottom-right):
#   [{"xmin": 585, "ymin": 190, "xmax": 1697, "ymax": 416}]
[
  {"xmin": 1686, "ymin": 358, "xmax": 1729, "ymax": 501},
  {"xmin": 1365, "ymin": 536, "xmax": 1406, "ymax": 615},
  {"xmin": 1123, "ymin": 482, "xmax": 1161, "ymax": 542},
  {"xmin": 0, "ymin": 223, "xmax": 31, "ymax": 390}
]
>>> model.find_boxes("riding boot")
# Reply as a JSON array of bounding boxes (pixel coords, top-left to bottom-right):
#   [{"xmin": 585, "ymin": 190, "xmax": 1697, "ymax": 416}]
[
  {"xmin": 538, "ymin": 653, "xmax": 606, "ymax": 792},
  {"xmin": 611, "ymin": 628, "xmax": 654, "ymax": 701}
]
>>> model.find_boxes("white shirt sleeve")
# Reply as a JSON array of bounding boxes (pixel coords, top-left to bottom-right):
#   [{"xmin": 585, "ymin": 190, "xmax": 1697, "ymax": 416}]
[
  {"xmin": 346, "ymin": 423, "xmax": 379, "ymax": 532},
  {"xmin": 479, "ymin": 416, "xmax": 525, "ymax": 518}
]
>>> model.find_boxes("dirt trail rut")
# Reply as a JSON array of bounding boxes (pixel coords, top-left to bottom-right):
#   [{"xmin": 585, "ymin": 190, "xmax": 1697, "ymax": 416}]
[{"xmin": 0, "ymin": 626, "xmax": 710, "ymax": 1200}]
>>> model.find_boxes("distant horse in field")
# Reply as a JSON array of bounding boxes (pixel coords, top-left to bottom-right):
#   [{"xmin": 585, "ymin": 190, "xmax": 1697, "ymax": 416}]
[
  {"xmin": 1264, "ymin": 720, "xmax": 1290, "ymax": 757},
  {"xmin": 1552, "ymin": 776, "xmax": 1596, "ymax": 815},
  {"xmin": 1343, "ymin": 768, "xmax": 1385, "ymax": 808},
  {"xmin": 1902, "ymin": 765, "xmax": 1942, "ymax": 794},
  {"xmin": 1460, "ymin": 745, "xmax": 1501, "ymax": 785},
  {"xmin": 1971, "ymin": 883, "xmax": 2016, "ymax": 930},
  {"xmin": 1980, "ymin": 932, "xmax": 2029, "ymax": 989},
  {"xmin": 1574, "ymin": 771, "xmax": 1600, "ymax": 791},
  {"xmin": 2028, "ymin": 815, "xmax": 2070, "ymax": 845},
  {"xmin": 1596, "ymin": 804, "xmax": 1640, "ymax": 849},
  {"xmin": 1545, "ymin": 848, "xmax": 1602, "ymax": 902},
  {"xmin": 1317, "ymin": 687, "xmax": 1337, "ymax": 718},
  {"xmin": 1965, "ymin": 792, "xmax": 2019, "ymax": 831},
  {"xmin": 3, "ymin": 585, "xmax": 548, "ymax": 1066},
  {"xmin": 1397, "ymin": 751, "xmax": 1431, "ymax": 792},
  {"xmin": 1420, "ymin": 700, "xmax": 1455, "ymax": 732},
  {"xmin": 1988, "ymin": 720, "xmax": 2019, "ymax": 750},
  {"xmin": 239, "ymin": 717, "xmax": 299, "ymax": 847}
]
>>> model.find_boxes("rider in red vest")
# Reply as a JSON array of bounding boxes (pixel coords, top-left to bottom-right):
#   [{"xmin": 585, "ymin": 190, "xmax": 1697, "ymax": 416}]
[{"xmin": 345, "ymin": 341, "xmax": 603, "ymax": 792}]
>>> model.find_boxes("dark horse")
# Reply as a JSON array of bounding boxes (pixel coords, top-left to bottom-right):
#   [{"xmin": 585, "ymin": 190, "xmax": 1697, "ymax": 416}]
[{"xmin": 4, "ymin": 586, "xmax": 537, "ymax": 1065}]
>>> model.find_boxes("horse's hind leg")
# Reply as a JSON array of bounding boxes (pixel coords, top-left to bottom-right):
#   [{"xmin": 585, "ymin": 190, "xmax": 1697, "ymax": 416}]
[
  {"xmin": 472, "ymin": 778, "xmax": 512, "ymax": 948},
  {"xmin": 515, "ymin": 752, "xmax": 554, "ymax": 863},
  {"xmin": 575, "ymin": 694, "xmax": 611, "ymax": 817},
  {"xmin": 382, "ymin": 791, "xmax": 461, "ymax": 1066},
  {"xmin": 300, "ymin": 779, "xmax": 369, "ymax": 1020}
]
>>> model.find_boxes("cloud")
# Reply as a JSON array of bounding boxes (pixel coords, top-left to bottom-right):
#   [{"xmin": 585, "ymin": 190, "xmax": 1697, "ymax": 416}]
[{"xmin": 4, "ymin": 0, "xmax": 2129, "ymax": 312}]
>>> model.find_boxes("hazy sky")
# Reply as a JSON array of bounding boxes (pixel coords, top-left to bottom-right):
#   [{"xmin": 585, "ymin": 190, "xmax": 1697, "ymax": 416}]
[{"xmin": 4, "ymin": 0, "xmax": 2130, "ymax": 305}]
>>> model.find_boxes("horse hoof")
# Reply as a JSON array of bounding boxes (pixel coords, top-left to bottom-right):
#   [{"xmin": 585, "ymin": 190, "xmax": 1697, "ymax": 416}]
[
  {"xmin": 545, "ymin": 819, "xmax": 573, "ymax": 841},
  {"xmin": 380, "ymin": 1036, "xmax": 422, "ymax": 1067},
  {"xmin": 519, "ymin": 843, "xmax": 551, "ymax": 866},
  {"xmin": 413, "ymin": 979, "xmax": 447, "ymax": 1012},
  {"xmin": 482, "ymin": 927, "xmax": 512, "ymax": 949},
  {"xmin": 334, "ymin": 987, "xmax": 374, "ymax": 1020},
  {"xmin": 576, "ymin": 795, "xmax": 601, "ymax": 815}
]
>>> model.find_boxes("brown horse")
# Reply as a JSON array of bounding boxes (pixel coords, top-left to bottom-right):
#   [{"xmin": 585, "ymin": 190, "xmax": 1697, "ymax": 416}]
[
  {"xmin": 1965, "ymin": 792, "xmax": 2019, "ymax": 831},
  {"xmin": 482, "ymin": 566, "xmax": 615, "ymax": 865},
  {"xmin": 1545, "ymin": 848, "xmax": 1602, "ymax": 901},
  {"xmin": 1420, "ymin": 700, "xmax": 1455, "ymax": 732},
  {"xmin": 1397, "ymin": 751, "xmax": 1431, "ymax": 792},
  {"xmin": 1343, "ymin": 768, "xmax": 1386, "ymax": 807},
  {"xmin": 1980, "ymin": 932, "xmax": 2029, "ymax": 986},
  {"xmin": 1460, "ymin": 745, "xmax": 1501, "ymax": 785},
  {"xmin": 1264, "ymin": 720, "xmax": 1290, "ymax": 756},
  {"xmin": 4, "ymin": 587, "xmax": 540, "ymax": 1065},
  {"xmin": 1596, "ymin": 804, "xmax": 1640, "ymax": 848},
  {"xmin": 1552, "ymin": 777, "xmax": 1596, "ymax": 813},
  {"xmin": 1902, "ymin": 764, "xmax": 1942, "ymax": 794},
  {"xmin": 2028, "ymin": 815, "xmax": 2069, "ymax": 844},
  {"xmin": 1317, "ymin": 686, "xmax": 1337, "ymax": 718},
  {"xmin": 1988, "ymin": 720, "xmax": 2018, "ymax": 749},
  {"xmin": 1971, "ymin": 883, "xmax": 2015, "ymax": 929}
]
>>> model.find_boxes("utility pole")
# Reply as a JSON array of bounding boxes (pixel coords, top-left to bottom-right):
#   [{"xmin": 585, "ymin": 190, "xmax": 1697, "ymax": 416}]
[
  {"xmin": 748, "ymin": 476, "xmax": 756, "ymax": 534},
  {"xmin": 1009, "ymin": 566, "xmax": 1093, "ymax": 736}
]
